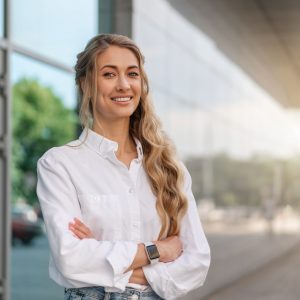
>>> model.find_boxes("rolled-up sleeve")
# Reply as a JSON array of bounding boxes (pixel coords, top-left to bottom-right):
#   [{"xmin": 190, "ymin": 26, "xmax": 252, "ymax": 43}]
[
  {"xmin": 142, "ymin": 166, "xmax": 211, "ymax": 299},
  {"xmin": 37, "ymin": 151, "xmax": 138, "ymax": 290}
]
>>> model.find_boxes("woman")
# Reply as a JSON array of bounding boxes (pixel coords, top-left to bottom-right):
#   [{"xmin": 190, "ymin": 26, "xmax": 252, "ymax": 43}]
[{"xmin": 37, "ymin": 34, "xmax": 210, "ymax": 300}]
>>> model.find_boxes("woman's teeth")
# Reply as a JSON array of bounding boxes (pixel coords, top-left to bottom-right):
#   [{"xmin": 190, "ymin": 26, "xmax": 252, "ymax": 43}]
[{"xmin": 111, "ymin": 97, "xmax": 132, "ymax": 102}]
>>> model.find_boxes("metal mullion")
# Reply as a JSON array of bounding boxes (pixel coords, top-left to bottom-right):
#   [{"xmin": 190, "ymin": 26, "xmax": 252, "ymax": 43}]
[
  {"xmin": 12, "ymin": 43, "xmax": 74, "ymax": 74},
  {"xmin": 0, "ymin": 41, "xmax": 73, "ymax": 74},
  {"xmin": 0, "ymin": 38, "xmax": 8, "ymax": 49},
  {"xmin": 1, "ymin": 0, "xmax": 10, "ymax": 298}
]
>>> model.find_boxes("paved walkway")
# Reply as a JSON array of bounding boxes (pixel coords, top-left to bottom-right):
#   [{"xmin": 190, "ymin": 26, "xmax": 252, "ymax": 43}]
[
  {"xmin": 183, "ymin": 217, "xmax": 300, "ymax": 300},
  {"xmin": 204, "ymin": 242, "xmax": 300, "ymax": 300}
]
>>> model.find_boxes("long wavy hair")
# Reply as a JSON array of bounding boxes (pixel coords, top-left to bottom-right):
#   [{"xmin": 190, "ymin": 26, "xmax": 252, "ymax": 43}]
[{"xmin": 75, "ymin": 34, "xmax": 188, "ymax": 239}]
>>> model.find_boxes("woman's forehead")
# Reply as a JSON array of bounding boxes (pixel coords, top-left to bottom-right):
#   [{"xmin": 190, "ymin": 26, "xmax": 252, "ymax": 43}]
[{"xmin": 97, "ymin": 45, "xmax": 139, "ymax": 68}]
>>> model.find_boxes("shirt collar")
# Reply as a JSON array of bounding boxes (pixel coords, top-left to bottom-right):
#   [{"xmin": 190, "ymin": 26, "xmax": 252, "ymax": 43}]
[{"xmin": 79, "ymin": 128, "xmax": 143, "ymax": 161}]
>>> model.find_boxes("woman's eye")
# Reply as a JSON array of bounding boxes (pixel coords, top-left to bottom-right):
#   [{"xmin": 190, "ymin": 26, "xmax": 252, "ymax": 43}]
[
  {"xmin": 128, "ymin": 72, "xmax": 139, "ymax": 77},
  {"xmin": 103, "ymin": 72, "xmax": 115, "ymax": 78}
]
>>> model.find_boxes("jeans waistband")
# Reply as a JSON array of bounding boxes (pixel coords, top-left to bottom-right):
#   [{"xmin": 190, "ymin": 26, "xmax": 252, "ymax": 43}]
[{"xmin": 64, "ymin": 285, "xmax": 163, "ymax": 299}]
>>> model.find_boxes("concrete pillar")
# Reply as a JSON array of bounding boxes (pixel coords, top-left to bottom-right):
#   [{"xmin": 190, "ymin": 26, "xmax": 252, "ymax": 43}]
[{"xmin": 99, "ymin": 0, "xmax": 133, "ymax": 37}]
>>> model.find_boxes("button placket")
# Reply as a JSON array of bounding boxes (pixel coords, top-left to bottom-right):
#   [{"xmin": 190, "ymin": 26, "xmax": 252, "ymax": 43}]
[
  {"xmin": 126, "ymin": 160, "xmax": 142, "ymax": 240},
  {"xmin": 130, "ymin": 194, "xmax": 141, "ymax": 240}
]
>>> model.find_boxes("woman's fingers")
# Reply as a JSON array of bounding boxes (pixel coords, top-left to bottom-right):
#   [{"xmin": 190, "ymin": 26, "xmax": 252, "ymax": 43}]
[
  {"xmin": 73, "ymin": 218, "xmax": 91, "ymax": 235},
  {"xmin": 70, "ymin": 226, "xmax": 89, "ymax": 239},
  {"xmin": 68, "ymin": 218, "xmax": 94, "ymax": 239}
]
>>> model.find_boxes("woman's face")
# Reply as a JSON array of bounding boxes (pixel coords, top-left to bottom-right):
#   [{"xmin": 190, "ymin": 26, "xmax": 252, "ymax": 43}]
[{"xmin": 94, "ymin": 45, "xmax": 142, "ymax": 123}]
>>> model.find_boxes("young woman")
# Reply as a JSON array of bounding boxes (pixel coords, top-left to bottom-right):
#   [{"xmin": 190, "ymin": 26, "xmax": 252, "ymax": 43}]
[{"xmin": 37, "ymin": 34, "xmax": 210, "ymax": 300}]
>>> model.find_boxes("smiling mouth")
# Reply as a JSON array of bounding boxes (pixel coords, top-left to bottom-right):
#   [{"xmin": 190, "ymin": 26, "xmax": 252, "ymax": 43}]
[{"xmin": 111, "ymin": 97, "xmax": 133, "ymax": 102}]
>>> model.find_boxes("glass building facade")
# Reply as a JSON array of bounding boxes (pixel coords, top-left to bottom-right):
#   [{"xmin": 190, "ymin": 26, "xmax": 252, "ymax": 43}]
[
  {"xmin": 133, "ymin": 0, "xmax": 300, "ymax": 159},
  {"xmin": 132, "ymin": 1, "xmax": 300, "ymax": 298}
]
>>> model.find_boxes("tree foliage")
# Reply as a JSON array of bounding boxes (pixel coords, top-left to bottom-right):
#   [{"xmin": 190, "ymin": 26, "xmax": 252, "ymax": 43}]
[{"xmin": 12, "ymin": 78, "xmax": 78, "ymax": 205}]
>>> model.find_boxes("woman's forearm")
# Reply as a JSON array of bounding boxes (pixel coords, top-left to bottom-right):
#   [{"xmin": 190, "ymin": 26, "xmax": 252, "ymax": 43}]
[
  {"xmin": 129, "ymin": 267, "xmax": 148, "ymax": 285},
  {"xmin": 69, "ymin": 218, "xmax": 183, "ymax": 273},
  {"xmin": 125, "ymin": 243, "xmax": 149, "ymax": 272}
]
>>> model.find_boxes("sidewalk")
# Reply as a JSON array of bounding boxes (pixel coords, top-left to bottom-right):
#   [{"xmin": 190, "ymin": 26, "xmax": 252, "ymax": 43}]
[
  {"xmin": 183, "ymin": 210, "xmax": 300, "ymax": 300},
  {"xmin": 204, "ymin": 242, "xmax": 300, "ymax": 300}
]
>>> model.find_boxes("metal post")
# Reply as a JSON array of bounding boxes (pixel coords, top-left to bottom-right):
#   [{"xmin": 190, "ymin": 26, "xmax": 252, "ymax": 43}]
[
  {"xmin": 0, "ymin": 0, "xmax": 11, "ymax": 299},
  {"xmin": 98, "ymin": 0, "xmax": 132, "ymax": 37},
  {"xmin": 98, "ymin": 0, "xmax": 113, "ymax": 33}
]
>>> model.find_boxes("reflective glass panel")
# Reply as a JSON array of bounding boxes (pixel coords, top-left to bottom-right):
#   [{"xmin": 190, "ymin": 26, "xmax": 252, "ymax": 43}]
[
  {"xmin": 11, "ymin": 53, "xmax": 76, "ymax": 109},
  {"xmin": 10, "ymin": 53, "xmax": 78, "ymax": 299},
  {"xmin": 12, "ymin": 0, "xmax": 98, "ymax": 66},
  {"xmin": 0, "ymin": 0, "xmax": 3, "ymax": 37},
  {"xmin": 133, "ymin": 4, "xmax": 300, "ymax": 300}
]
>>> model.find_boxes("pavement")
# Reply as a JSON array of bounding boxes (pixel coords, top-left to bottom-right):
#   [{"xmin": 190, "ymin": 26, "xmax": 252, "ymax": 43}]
[
  {"xmin": 203, "ymin": 242, "xmax": 300, "ymax": 300},
  {"xmin": 11, "ymin": 236, "xmax": 63, "ymax": 300},
  {"xmin": 183, "ymin": 211, "xmax": 300, "ymax": 300},
  {"xmin": 183, "ymin": 232, "xmax": 300, "ymax": 300}
]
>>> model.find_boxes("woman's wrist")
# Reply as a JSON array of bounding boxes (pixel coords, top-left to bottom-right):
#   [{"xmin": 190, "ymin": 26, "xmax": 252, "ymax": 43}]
[{"xmin": 153, "ymin": 241, "xmax": 164, "ymax": 262}]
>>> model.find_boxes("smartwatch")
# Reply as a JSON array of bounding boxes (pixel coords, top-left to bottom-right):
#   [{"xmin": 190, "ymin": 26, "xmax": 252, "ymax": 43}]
[{"xmin": 144, "ymin": 242, "xmax": 160, "ymax": 264}]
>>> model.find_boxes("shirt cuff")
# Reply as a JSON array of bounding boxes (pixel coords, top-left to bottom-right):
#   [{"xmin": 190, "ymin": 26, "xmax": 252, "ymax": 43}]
[
  {"xmin": 143, "ymin": 262, "xmax": 170, "ymax": 297},
  {"xmin": 143, "ymin": 262, "xmax": 189, "ymax": 299},
  {"xmin": 106, "ymin": 241, "xmax": 138, "ymax": 290}
]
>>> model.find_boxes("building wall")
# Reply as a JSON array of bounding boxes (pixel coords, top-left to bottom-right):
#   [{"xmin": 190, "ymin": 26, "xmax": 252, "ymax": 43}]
[{"xmin": 132, "ymin": 0, "xmax": 300, "ymax": 159}]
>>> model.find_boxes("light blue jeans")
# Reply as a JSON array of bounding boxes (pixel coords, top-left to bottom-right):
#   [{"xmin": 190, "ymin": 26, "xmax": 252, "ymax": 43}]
[{"xmin": 64, "ymin": 286, "xmax": 164, "ymax": 300}]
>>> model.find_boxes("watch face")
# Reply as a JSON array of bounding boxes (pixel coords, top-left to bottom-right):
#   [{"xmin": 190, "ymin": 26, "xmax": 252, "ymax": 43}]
[{"xmin": 147, "ymin": 244, "xmax": 160, "ymax": 260}]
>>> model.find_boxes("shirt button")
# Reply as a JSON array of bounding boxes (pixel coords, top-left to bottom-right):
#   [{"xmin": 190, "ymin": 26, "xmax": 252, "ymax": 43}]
[{"xmin": 129, "ymin": 188, "xmax": 134, "ymax": 194}]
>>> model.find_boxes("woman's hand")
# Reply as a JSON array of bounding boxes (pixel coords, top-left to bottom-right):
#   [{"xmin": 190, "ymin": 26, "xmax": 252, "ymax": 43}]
[
  {"xmin": 68, "ymin": 218, "xmax": 95, "ymax": 239},
  {"xmin": 155, "ymin": 235, "xmax": 183, "ymax": 263},
  {"xmin": 129, "ymin": 268, "xmax": 148, "ymax": 285}
]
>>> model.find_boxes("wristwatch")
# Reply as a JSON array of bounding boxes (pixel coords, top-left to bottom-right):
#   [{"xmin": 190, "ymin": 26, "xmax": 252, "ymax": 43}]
[{"xmin": 144, "ymin": 242, "xmax": 160, "ymax": 264}]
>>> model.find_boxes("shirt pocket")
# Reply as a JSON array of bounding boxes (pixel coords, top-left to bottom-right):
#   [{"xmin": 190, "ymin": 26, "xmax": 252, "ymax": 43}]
[{"xmin": 77, "ymin": 194, "xmax": 122, "ymax": 240}]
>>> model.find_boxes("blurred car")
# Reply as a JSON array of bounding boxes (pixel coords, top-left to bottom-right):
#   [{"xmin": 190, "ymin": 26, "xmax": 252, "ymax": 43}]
[{"xmin": 12, "ymin": 203, "xmax": 44, "ymax": 245}]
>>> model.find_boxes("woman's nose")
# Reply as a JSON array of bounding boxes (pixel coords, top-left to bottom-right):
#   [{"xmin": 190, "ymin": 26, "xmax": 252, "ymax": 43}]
[{"xmin": 116, "ymin": 75, "xmax": 130, "ymax": 91}]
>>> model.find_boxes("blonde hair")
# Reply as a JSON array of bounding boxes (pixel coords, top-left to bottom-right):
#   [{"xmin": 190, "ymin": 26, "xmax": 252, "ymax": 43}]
[{"xmin": 75, "ymin": 34, "xmax": 188, "ymax": 239}]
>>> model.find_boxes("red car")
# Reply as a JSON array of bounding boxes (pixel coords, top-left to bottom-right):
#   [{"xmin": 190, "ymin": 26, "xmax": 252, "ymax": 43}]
[{"xmin": 12, "ymin": 203, "xmax": 44, "ymax": 245}]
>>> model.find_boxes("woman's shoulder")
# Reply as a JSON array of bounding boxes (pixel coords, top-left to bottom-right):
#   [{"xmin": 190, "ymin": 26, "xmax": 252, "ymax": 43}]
[{"xmin": 38, "ymin": 138, "xmax": 83, "ymax": 165}]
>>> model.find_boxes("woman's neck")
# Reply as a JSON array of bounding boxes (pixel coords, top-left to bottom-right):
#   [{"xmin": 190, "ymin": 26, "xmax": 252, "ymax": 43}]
[{"xmin": 92, "ymin": 118, "xmax": 136, "ymax": 157}]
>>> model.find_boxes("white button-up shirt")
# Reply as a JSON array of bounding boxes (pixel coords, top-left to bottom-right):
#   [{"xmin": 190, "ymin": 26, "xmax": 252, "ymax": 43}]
[{"xmin": 37, "ymin": 128, "xmax": 210, "ymax": 300}]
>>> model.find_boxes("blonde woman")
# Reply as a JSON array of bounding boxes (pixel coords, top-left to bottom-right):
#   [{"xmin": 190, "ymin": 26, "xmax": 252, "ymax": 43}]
[{"xmin": 37, "ymin": 34, "xmax": 210, "ymax": 300}]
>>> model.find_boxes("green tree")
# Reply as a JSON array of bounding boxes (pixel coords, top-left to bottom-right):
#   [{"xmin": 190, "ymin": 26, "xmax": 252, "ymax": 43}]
[{"xmin": 12, "ymin": 78, "xmax": 78, "ymax": 205}]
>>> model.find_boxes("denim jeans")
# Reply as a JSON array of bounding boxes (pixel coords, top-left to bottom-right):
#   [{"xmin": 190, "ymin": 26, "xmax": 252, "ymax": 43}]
[{"xmin": 64, "ymin": 286, "xmax": 164, "ymax": 300}]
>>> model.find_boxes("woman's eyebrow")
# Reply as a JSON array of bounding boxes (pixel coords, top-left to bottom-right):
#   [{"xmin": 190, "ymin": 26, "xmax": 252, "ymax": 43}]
[
  {"xmin": 100, "ymin": 64, "xmax": 139, "ymax": 70},
  {"xmin": 128, "ymin": 65, "xmax": 139, "ymax": 69}
]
